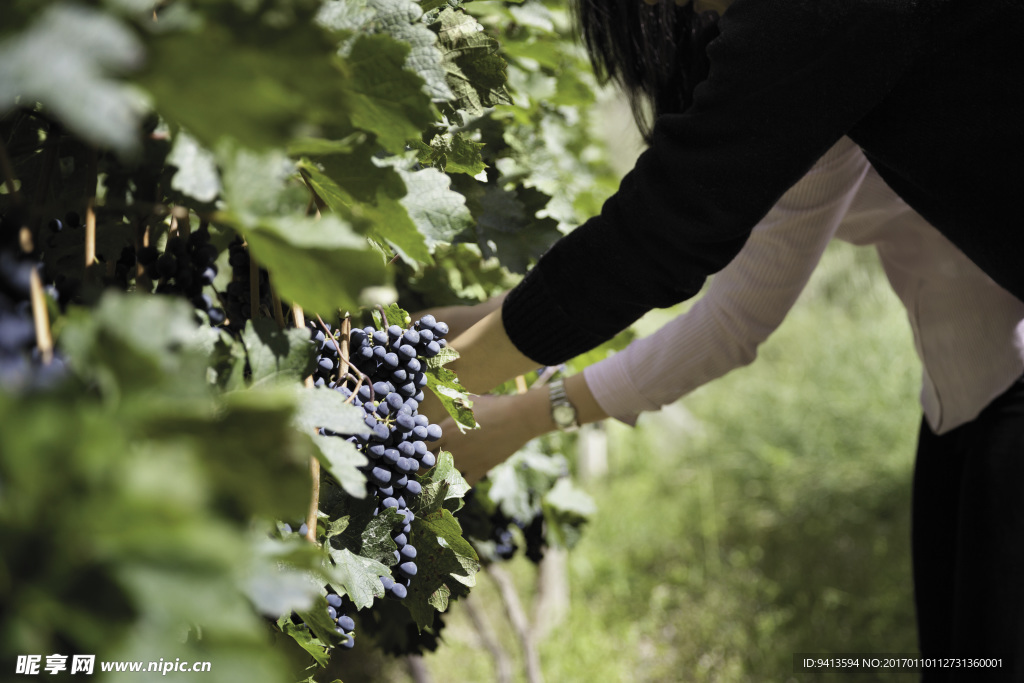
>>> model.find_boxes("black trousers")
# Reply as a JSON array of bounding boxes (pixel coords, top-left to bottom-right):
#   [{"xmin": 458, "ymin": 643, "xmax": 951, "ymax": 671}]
[{"xmin": 913, "ymin": 377, "xmax": 1024, "ymax": 682}]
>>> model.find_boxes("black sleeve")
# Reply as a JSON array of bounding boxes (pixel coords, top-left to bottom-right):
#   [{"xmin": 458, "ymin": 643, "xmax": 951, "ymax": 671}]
[{"xmin": 502, "ymin": 0, "xmax": 929, "ymax": 365}]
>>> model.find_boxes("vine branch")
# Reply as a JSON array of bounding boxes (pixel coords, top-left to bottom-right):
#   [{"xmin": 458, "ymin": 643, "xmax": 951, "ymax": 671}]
[
  {"xmin": 29, "ymin": 263, "xmax": 54, "ymax": 366},
  {"xmin": 487, "ymin": 564, "xmax": 545, "ymax": 683},
  {"xmin": 463, "ymin": 594, "xmax": 514, "ymax": 683},
  {"xmin": 84, "ymin": 149, "xmax": 98, "ymax": 271},
  {"xmin": 293, "ymin": 303, "xmax": 320, "ymax": 545}
]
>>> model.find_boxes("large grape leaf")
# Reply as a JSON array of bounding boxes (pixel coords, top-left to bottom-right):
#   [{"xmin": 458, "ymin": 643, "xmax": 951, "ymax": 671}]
[
  {"xmin": 59, "ymin": 292, "xmax": 213, "ymax": 397},
  {"xmin": 340, "ymin": 34, "xmax": 437, "ymax": 152},
  {"xmin": 278, "ymin": 616, "xmax": 331, "ymax": 667},
  {"xmin": 403, "ymin": 453, "xmax": 478, "ymax": 629},
  {"xmin": 393, "ymin": 164, "xmax": 475, "ymax": 248},
  {"xmin": 412, "ymin": 451, "xmax": 472, "ymax": 515},
  {"xmin": 243, "ymin": 538, "xmax": 323, "ymax": 617},
  {"xmin": 141, "ymin": 8, "xmax": 348, "ymax": 151},
  {"xmin": 297, "ymin": 152, "xmax": 432, "ymax": 265},
  {"xmin": 318, "ymin": 0, "xmax": 453, "ymax": 101},
  {"xmin": 404, "ymin": 508, "xmax": 479, "ymax": 629},
  {"xmin": 0, "ymin": 4, "xmax": 145, "ymax": 155},
  {"xmin": 430, "ymin": 8, "xmax": 511, "ymax": 115},
  {"xmin": 216, "ymin": 147, "xmax": 390, "ymax": 317},
  {"xmin": 243, "ymin": 319, "xmax": 318, "ymax": 388}
]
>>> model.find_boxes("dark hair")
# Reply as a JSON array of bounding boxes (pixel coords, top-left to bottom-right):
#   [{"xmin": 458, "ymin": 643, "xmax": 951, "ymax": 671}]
[{"xmin": 573, "ymin": 0, "xmax": 721, "ymax": 142}]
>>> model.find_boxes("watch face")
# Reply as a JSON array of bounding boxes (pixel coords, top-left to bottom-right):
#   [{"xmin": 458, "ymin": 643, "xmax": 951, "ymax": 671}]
[{"xmin": 553, "ymin": 404, "xmax": 576, "ymax": 427}]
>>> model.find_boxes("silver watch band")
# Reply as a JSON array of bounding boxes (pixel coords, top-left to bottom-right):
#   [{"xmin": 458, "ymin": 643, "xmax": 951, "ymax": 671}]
[{"xmin": 548, "ymin": 378, "xmax": 579, "ymax": 431}]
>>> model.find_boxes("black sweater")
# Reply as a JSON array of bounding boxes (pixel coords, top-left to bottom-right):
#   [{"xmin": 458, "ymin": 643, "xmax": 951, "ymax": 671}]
[{"xmin": 502, "ymin": 0, "xmax": 1024, "ymax": 365}]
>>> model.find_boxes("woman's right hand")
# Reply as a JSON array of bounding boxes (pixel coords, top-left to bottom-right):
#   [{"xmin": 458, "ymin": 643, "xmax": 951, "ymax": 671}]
[{"xmin": 432, "ymin": 390, "xmax": 552, "ymax": 484}]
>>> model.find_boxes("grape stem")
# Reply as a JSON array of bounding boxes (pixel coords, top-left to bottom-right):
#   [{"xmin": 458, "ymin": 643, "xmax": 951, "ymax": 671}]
[
  {"xmin": 84, "ymin": 149, "xmax": 98, "ymax": 270},
  {"xmin": 134, "ymin": 219, "xmax": 153, "ymax": 289},
  {"xmin": 29, "ymin": 266, "xmax": 54, "ymax": 365},
  {"xmin": 375, "ymin": 304, "xmax": 390, "ymax": 329},
  {"xmin": 293, "ymin": 303, "xmax": 320, "ymax": 544},
  {"xmin": 339, "ymin": 315, "xmax": 351, "ymax": 381},
  {"xmin": 170, "ymin": 205, "xmax": 190, "ymax": 240},
  {"xmin": 316, "ymin": 313, "xmax": 372, "ymax": 402}
]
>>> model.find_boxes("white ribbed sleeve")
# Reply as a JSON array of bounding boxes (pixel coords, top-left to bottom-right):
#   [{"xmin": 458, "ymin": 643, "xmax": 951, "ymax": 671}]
[{"xmin": 583, "ymin": 137, "xmax": 1024, "ymax": 431}]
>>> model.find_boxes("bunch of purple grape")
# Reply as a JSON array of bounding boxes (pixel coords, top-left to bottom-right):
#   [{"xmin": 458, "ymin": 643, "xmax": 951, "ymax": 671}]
[
  {"xmin": 309, "ymin": 314, "xmax": 450, "ymax": 601},
  {"xmin": 136, "ymin": 229, "xmax": 224, "ymax": 325}
]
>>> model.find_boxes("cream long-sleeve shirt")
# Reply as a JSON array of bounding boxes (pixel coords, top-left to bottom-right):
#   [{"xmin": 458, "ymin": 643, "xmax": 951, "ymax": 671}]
[{"xmin": 583, "ymin": 137, "xmax": 1024, "ymax": 434}]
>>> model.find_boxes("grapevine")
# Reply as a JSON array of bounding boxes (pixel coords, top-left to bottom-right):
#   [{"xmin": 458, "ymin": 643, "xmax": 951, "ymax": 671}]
[{"xmin": 0, "ymin": 0, "xmax": 614, "ymax": 680}]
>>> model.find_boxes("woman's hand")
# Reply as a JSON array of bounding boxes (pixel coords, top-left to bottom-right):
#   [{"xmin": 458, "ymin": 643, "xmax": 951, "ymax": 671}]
[
  {"xmin": 431, "ymin": 373, "xmax": 609, "ymax": 484},
  {"xmin": 432, "ymin": 390, "xmax": 553, "ymax": 484}
]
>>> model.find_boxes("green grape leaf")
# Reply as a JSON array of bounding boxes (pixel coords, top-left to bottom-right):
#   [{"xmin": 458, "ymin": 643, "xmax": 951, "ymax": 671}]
[
  {"xmin": 425, "ymin": 365, "xmax": 476, "ymax": 431},
  {"xmin": 204, "ymin": 327, "xmax": 250, "ymax": 392},
  {"xmin": 237, "ymin": 213, "xmax": 390, "ymax": 319},
  {"xmin": 412, "ymin": 451, "xmax": 471, "ymax": 513},
  {"xmin": 325, "ymin": 548, "xmax": 391, "ymax": 610},
  {"xmin": 242, "ymin": 319, "xmax": 318, "ymax": 388},
  {"xmin": 399, "ymin": 452, "xmax": 476, "ymax": 627},
  {"xmin": 0, "ymin": 5, "xmax": 145, "ymax": 155},
  {"xmin": 371, "ymin": 302, "xmax": 412, "ymax": 329},
  {"xmin": 143, "ymin": 388, "xmax": 312, "ymax": 520},
  {"xmin": 405, "ymin": 508, "xmax": 479, "ymax": 629},
  {"xmin": 309, "ymin": 434, "xmax": 369, "ymax": 499},
  {"xmin": 141, "ymin": 8, "xmax": 351, "ymax": 151},
  {"xmin": 292, "ymin": 386, "xmax": 371, "ymax": 436},
  {"xmin": 243, "ymin": 554, "xmax": 321, "ymax": 617},
  {"xmin": 167, "ymin": 130, "xmax": 221, "ymax": 204},
  {"xmin": 298, "ymin": 153, "xmax": 432, "ymax": 265},
  {"xmin": 413, "ymin": 132, "xmax": 486, "ymax": 176},
  {"xmin": 295, "ymin": 595, "xmax": 349, "ymax": 648},
  {"xmin": 341, "ymin": 34, "xmax": 436, "ymax": 152},
  {"xmin": 59, "ymin": 292, "xmax": 212, "ymax": 397},
  {"xmin": 431, "ymin": 8, "xmax": 511, "ymax": 114},
  {"xmin": 393, "ymin": 164, "xmax": 474, "ymax": 248},
  {"xmin": 318, "ymin": 0, "xmax": 453, "ymax": 101},
  {"xmin": 278, "ymin": 616, "xmax": 331, "ymax": 667}
]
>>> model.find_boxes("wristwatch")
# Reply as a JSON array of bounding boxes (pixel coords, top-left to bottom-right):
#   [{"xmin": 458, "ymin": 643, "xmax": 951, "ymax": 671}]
[{"xmin": 548, "ymin": 378, "xmax": 579, "ymax": 432}]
